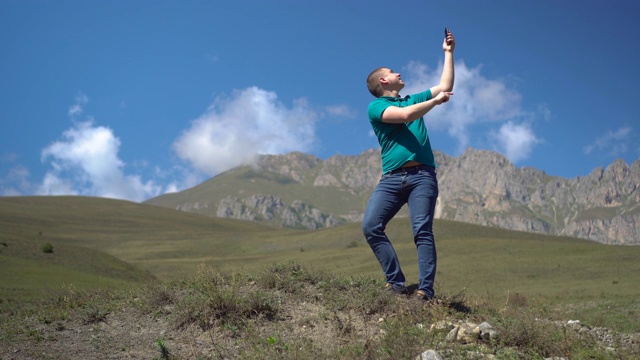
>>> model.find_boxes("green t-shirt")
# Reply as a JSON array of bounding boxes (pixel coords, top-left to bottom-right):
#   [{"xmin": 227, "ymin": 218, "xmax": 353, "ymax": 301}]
[{"xmin": 367, "ymin": 90, "xmax": 437, "ymax": 174}]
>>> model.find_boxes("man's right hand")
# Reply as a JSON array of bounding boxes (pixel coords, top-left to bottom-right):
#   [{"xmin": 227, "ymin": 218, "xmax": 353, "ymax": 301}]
[{"xmin": 435, "ymin": 91, "xmax": 453, "ymax": 105}]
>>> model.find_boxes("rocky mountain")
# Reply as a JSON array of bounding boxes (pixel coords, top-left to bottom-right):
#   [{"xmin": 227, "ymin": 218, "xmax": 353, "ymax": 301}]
[
  {"xmin": 145, "ymin": 148, "xmax": 640, "ymax": 245},
  {"xmin": 434, "ymin": 149, "xmax": 640, "ymax": 245}
]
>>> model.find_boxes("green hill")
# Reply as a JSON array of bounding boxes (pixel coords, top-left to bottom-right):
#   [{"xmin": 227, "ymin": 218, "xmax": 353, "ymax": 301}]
[
  {"xmin": 0, "ymin": 237, "xmax": 155, "ymax": 311},
  {"xmin": 145, "ymin": 164, "xmax": 365, "ymax": 217},
  {"xmin": 1, "ymin": 196, "xmax": 639, "ymax": 333}
]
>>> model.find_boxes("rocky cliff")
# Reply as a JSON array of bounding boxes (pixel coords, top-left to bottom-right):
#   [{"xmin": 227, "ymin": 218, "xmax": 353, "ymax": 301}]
[
  {"xmin": 435, "ymin": 149, "xmax": 639, "ymax": 245},
  {"xmin": 145, "ymin": 148, "xmax": 640, "ymax": 245}
]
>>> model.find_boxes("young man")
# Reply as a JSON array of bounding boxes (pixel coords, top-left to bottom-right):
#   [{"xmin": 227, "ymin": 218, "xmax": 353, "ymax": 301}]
[{"xmin": 363, "ymin": 30, "xmax": 455, "ymax": 301}]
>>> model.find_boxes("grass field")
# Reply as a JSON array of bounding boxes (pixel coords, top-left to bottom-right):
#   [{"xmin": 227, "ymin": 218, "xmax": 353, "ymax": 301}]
[{"xmin": 1, "ymin": 196, "xmax": 639, "ymax": 333}]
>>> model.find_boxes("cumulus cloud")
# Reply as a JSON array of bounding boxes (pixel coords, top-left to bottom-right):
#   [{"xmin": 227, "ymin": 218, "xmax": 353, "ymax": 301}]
[
  {"xmin": 400, "ymin": 59, "xmax": 543, "ymax": 163},
  {"xmin": 173, "ymin": 86, "xmax": 318, "ymax": 176},
  {"xmin": 490, "ymin": 121, "xmax": 540, "ymax": 163},
  {"xmin": 39, "ymin": 120, "xmax": 162, "ymax": 202},
  {"xmin": 583, "ymin": 126, "xmax": 632, "ymax": 156},
  {"xmin": 7, "ymin": 87, "xmax": 319, "ymax": 202}
]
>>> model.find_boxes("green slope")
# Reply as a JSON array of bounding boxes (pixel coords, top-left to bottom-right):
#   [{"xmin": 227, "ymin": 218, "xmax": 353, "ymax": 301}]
[
  {"xmin": 144, "ymin": 165, "xmax": 371, "ymax": 219},
  {"xmin": 0, "ymin": 196, "xmax": 280, "ymax": 277},
  {"xmin": 2, "ymin": 195, "xmax": 640, "ymax": 328},
  {"xmin": 0, "ymin": 242, "xmax": 154, "ymax": 310}
]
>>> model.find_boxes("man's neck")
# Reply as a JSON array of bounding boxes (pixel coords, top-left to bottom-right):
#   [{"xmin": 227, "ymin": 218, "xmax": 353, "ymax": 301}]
[{"xmin": 382, "ymin": 90, "xmax": 400, "ymax": 98}]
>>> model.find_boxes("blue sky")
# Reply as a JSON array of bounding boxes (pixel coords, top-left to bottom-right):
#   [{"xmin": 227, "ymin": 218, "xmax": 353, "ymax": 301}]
[{"xmin": 1, "ymin": 0, "xmax": 638, "ymax": 202}]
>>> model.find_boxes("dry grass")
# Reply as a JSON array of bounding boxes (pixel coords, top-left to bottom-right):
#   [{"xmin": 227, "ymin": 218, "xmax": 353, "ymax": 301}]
[{"xmin": 2, "ymin": 262, "xmax": 638, "ymax": 359}]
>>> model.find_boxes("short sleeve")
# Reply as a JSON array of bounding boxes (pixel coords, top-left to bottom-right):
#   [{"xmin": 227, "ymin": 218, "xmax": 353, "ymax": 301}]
[
  {"xmin": 409, "ymin": 89, "xmax": 433, "ymax": 104},
  {"xmin": 367, "ymin": 98, "xmax": 391, "ymax": 123}
]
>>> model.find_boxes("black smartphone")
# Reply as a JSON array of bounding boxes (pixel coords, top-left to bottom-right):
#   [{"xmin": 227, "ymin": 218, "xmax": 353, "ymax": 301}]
[{"xmin": 444, "ymin": 26, "xmax": 451, "ymax": 44}]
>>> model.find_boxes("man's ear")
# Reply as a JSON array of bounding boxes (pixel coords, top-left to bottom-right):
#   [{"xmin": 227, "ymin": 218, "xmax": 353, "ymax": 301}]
[{"xmin": 379, "ymin": 77, "xmax": 388, "ymax": 85}]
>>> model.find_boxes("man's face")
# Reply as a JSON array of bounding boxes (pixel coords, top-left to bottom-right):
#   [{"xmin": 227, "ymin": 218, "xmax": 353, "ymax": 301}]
[{"xmin": 380, "ymin": 68, "xmax": 404, "ymax": 90}]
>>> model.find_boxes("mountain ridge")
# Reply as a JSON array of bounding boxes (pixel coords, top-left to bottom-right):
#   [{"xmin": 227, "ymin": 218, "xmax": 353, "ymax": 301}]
[{"xmin": 145, "ymin": 148, "xmax": 640, "ymax": 245}]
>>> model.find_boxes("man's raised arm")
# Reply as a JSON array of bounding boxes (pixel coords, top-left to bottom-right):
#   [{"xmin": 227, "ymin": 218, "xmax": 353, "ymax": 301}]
[{"xmin": 430, "ymin": 31, "xmax": 456, "ymax": 96}]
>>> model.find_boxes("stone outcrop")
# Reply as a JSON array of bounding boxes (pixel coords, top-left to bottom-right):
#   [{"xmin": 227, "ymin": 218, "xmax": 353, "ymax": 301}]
[
  {"xmin": 215, "ymin": 195, "xmax": 341, "ymax": 230},
  {"xmin": 414, "ymin": 318, "xmax": 639, "ymax": 359}
]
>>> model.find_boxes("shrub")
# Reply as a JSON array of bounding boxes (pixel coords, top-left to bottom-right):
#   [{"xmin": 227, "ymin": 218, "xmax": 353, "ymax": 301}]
[{"xmin": 41, "ymin": 242, "xmax": 54, "ymax": 253}]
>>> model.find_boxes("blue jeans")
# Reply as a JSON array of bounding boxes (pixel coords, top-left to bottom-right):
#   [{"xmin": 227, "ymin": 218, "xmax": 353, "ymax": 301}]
[{"xmin": 362, "ymin": 165, "xmax": 439, "ymax": 297}]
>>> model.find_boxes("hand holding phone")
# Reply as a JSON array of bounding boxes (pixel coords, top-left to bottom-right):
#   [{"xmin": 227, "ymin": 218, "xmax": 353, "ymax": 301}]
[{"xmin": 444, "ymin": 26, "xmax": 451, "ymax": 45}]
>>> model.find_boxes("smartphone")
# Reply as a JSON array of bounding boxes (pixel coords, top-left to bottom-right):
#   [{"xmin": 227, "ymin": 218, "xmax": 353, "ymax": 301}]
[{"xmin": 444, "ymin": 26, "xmax": 451, "ymax": 44}]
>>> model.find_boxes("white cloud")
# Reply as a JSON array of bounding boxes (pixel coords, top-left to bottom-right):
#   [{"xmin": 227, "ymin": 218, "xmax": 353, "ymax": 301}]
[
  {"xmin": 152, "ymin": 164, "xmax": 203, "ymax": 195},
  {"xmin": 400, "ymin": 59, "xmax": 542, "ymax": 161},
  {"xmin": 68, "ymin": 93, "xmax": 88, "ymax": 117},
  {"xmin": 491, "ymin": 121, "xmax": 540, "ymax": 163},
  {"xmin": 538, "ymin": 103, "xmax": 551, "ymax": 121},
  {"xmin": 39, "ymin": 120, "xmax": 162, "ymax": 202},
  {"xmin": 583, "ymin": 126, "xmax": 632, "ymax": 156},
  {"xmin": 0, "ymin": 165, "xmax": 34, "ymax": 196},
  {"xmin": 7, "ymin": 88, "xmax": 318, "ymax": 202},
  {"xmin": 173, "ymin": 86, "xmax": 318, "ymax": 176},
  {"xmin": 0, "ymin": 153, "xmax": 36, "ymax": 196},
  {"xmin": 325, "ymin": 104, "xmax": 356, "ymax": 118}
]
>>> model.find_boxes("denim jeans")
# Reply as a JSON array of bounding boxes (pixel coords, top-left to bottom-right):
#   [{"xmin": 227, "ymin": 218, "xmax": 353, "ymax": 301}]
[{"xmin": 362, "ymin": 165, "xmax": 439, "ymax": 297}]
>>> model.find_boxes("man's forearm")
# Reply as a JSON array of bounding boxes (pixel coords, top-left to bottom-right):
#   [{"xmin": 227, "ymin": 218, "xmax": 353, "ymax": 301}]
[
  {"xmin": 439, "ymin": 51, "xmax": 454, "ymax": 92},
  {"xmin": 382, "ymin": 99, "xmax": 440, "ymax": 124}
]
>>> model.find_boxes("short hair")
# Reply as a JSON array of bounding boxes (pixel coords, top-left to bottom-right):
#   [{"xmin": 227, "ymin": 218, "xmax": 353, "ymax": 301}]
[{"xmin": 366, "ymin": 67, "xmax": 387, "ymax": 98}]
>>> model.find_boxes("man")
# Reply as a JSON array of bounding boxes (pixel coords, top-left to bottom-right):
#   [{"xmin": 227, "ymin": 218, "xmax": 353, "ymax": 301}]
[{"xmin": 363, "ymin": 29, "xmax": 455, "ymax": 301}]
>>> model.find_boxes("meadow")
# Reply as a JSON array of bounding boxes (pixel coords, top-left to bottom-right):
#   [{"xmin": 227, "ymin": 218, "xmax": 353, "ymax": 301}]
[
  {"xmin": 2, "ymin": 196, "xmax": 639, "ymax": 332},
  {"xmin": 1, "ymin": 196, "xmax": 640, "ymax": 358}
]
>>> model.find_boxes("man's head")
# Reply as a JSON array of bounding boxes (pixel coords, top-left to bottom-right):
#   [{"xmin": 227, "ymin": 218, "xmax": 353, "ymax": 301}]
[{"xmin": 366, "ymin": 67, "xmax": 404, "ymax": 97}]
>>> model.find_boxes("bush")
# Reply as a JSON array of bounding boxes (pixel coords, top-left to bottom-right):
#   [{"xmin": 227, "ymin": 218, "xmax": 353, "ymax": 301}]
[{"xmin": 41, "ymin": 242, "xmax": 54, "ymax": 253}]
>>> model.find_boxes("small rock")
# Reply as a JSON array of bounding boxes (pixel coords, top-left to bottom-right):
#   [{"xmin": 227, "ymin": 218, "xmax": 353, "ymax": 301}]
[
  {"xmin": 478, "ymin": 321, "xmax": 499, "ymax": 341},
  {"xmin": 415, "ymin": 349, "xmax": 444, "ymax": 360},
  {"xmin": 456, "ymin": 322, "xmax": 480, "ymax": 344},
  {"xmin": 445, "ymin": 326, "xmax": 459, "ymax": 342},
  {"xmin": 430, "ymin": 320, "xmax": 455, "ymax": 332}
]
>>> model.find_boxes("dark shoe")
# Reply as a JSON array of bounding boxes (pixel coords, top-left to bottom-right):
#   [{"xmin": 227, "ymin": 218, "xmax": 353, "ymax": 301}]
[
  {"xmin": 415, "ymin": 290, "xmax": 443, "ymax": 305},
  {"xmin": 415, "ymin": 290, "xmax": 434, "ymax": 302},
  {"xmin": 384, "ymin": 283, "xmax": 407, "ymax": 295}
]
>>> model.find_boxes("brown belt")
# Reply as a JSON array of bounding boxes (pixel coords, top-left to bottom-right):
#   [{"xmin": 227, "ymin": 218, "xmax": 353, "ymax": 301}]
[{"xmin": 387, "ymin": 164, "xmax": 435, "ymax": 175}]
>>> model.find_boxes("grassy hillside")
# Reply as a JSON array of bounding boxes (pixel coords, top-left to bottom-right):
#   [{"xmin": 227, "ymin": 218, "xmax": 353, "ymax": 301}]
[
  {"xmin": 2, "ymin": 263, "xmax": 639, "ymax": 359},
  {"xmin": 1, "ymin": 196, "xmax": 640, "ymax": 333},
  {"xmin": 0, "ymin": 238, "xmax": 155, "ymax": 312},
  {"xmin": 144, "ymin": 165, "xmax": 371, "ymax": 218}
]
